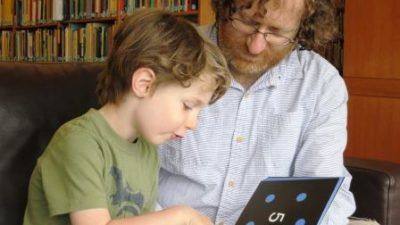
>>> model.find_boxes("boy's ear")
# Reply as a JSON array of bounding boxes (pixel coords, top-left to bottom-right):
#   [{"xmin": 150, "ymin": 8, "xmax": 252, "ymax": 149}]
[{"xmin": 131, "ymin": 68, "xmax": 156, "ymax": 97}]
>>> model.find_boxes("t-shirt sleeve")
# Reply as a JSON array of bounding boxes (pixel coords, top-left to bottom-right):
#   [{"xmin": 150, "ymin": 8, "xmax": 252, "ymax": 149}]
[{"xmin": 39, "ymin": 128, "xmax": 108, "ymax": 216}]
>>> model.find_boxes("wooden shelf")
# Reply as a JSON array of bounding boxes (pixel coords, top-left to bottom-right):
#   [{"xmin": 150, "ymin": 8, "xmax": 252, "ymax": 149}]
[
  {"xmin": 63, "ymin": 17, "xmax": 118, "ymax": 24},
  {"xmin": 0, "ymin": 25, "xmax": 13, "ymax": 30},
  {"xmin": 17, "ymin": 22, "xmax": 59, "ymax": 30}
]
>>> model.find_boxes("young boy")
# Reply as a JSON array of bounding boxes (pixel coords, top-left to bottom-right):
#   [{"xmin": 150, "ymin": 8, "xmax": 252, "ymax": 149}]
[{"xmin": 23, "ymin": 9, "xmax": 230, "ymax": 225}]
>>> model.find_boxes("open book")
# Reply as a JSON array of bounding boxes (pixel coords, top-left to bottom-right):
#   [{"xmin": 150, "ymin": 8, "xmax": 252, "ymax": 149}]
[{"xmin": 235, "ymin": 177, "xmax": 344, "ymax": 225}]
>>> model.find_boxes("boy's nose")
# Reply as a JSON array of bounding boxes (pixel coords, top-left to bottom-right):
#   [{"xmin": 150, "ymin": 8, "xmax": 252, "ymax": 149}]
[
  {"xmin": 185, "ymin": 114, "xmax": 198, "ymax": 130},
  {"xmin": 247, "ymin": 33, "xmax": 267, "ymax": 55}
]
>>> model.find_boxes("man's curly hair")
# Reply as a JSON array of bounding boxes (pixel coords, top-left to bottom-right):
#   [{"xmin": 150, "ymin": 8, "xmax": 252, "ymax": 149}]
[{"xmin": 211, "ymin": 0, "xmax": 338, "ymax": 50}]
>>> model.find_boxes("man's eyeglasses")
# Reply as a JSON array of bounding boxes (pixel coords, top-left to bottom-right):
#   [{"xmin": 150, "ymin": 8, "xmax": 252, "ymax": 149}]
[{"xmin": 229, "ymin": 17, "xmax": 296, "ymax": 47}]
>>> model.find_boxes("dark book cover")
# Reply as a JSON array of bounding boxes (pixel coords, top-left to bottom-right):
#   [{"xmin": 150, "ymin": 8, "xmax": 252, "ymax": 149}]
[{"xmin": 236, "ymin": 177, "xmax": 343, "ymax": 225}]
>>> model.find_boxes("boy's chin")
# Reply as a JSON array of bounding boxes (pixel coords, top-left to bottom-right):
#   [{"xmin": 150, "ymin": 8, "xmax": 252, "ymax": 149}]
[{"xmin": 146, "ymin": 136, "xmax": 173, "ymax": 146}]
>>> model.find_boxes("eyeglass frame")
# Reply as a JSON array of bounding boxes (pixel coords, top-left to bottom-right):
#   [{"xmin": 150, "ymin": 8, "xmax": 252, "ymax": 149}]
[{"xmin": 227, "ymin": 17, "xmax": 297, "ymax": 47}]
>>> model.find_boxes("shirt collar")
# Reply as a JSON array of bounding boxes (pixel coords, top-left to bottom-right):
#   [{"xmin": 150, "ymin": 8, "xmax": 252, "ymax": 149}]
[{"xmin": 259, "ymin": 48, "xmax": 303, "ymax": 88}]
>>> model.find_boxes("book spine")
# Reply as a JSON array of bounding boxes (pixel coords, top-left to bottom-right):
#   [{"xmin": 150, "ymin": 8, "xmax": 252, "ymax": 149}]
[{"xmin": 53, "ymin": 0, "xmax": 63, "ymax": 21}]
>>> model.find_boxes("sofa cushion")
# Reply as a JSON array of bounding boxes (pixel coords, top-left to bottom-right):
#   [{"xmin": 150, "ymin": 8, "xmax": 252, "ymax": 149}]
[{"xmin": 0, "ymin": 63, "xmax": 104, "ymax": 225}]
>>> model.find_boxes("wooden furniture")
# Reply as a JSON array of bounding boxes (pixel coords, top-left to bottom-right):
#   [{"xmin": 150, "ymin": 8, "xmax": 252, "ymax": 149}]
[{"xmin": 343, "ymin": 0, "xmax": 400, "ymax": 163}]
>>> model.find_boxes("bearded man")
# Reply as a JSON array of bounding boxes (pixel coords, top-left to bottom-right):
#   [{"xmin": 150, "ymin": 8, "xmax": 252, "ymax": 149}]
[{"xmin": 158, "ymin": 1, "xmax": 356, "ymax": 225}]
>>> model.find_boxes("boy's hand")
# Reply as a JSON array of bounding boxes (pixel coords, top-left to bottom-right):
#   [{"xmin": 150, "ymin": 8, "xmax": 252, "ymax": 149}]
[
  {"xmin": 167, "ymin": 205, "xmax": 214, "ymax": 225},
  {"xmin": 69, "ymin": 205, "xmax": 213, "ymax": 225}
]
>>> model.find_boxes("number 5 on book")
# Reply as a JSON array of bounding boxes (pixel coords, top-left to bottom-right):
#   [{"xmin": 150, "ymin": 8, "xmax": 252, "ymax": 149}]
[{"xmin": 269, "ymin": 212, "xmax": 285, "ymax": 223}]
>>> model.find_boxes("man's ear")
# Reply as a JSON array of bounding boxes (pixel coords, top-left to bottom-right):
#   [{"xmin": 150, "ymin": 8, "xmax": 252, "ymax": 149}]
[{"xmin": 131, "ymin": 68, "xmax": 156, "ymax": 98}]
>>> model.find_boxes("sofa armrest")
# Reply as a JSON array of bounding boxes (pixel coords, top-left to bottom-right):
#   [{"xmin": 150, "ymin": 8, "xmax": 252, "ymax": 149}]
[{"xmin": 345, "ymin": 157, "xmax": 400, "ymax": 225}]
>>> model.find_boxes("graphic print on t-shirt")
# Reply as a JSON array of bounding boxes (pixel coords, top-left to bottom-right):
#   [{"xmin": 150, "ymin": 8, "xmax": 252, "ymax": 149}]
[{"xmin": 110, "ymin": 166, "xmax": 144, "ymax": 216}]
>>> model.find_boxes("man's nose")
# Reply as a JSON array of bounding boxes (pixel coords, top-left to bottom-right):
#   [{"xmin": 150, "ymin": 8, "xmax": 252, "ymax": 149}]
[{"xmin": 247, "ymin": 32, "xmax": 267, "ymax": 55}]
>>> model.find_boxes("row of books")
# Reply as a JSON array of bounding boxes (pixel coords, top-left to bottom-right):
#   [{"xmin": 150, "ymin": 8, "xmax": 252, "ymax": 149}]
[
  {"xmin": 0, "ymin": 0, "xmax": 198, "ymax": 26},
  {"xmin": 0, "ymin": 22, "xmax": 117, "ymax": 62}
]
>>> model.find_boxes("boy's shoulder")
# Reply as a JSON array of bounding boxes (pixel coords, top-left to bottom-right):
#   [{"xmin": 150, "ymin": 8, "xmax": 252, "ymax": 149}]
[
  {"xmin": 47, "ymin": 109, "xmax": 104, "ymax": 150},
  {"xmin": 57, "ymin": 108, "xmax": 101, "ymax": 136}
]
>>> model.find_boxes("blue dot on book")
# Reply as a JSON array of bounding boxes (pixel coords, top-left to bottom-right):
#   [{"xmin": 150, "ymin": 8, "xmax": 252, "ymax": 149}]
[
  {"xmin": 265, "ymin": 194, "xmax": 275, "ymax": 203},
  {"xmin": 295, "ymin": 218, "xmax": 306, "ymax": 225},
  {"xmin": 296, "ymin": 193, "xmax": 307, "ymax": 202},
  {"xmin": 246, "ymin": 221, "xmax": 255, "ymax": 225}
]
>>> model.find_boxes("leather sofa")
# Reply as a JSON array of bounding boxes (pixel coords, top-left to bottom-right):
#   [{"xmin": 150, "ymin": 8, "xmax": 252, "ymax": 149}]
[{"xmin": 0, "ymin": 62, "xmax": 399, "ymax": 225}]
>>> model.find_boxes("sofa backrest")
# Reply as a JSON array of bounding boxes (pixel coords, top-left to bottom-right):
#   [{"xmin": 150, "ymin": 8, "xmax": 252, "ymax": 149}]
[{"xmin": 0, "ymin": 63, "xmax": 104, "ymax": 225}]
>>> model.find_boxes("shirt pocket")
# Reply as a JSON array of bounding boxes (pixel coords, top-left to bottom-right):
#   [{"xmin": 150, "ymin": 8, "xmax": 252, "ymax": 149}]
[
  {"xmin": 266, "ymin": 112, "xmax": 304, "ymax": 136},
  {"xmin": 257, "ymin": 111, "xmax": 305, "ymax": 172}
]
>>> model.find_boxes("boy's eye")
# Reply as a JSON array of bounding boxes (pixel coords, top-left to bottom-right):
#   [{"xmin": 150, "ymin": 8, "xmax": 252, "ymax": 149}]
[{"xmin": 183, "ymin": 103, "xmax": 193, "ymax": 111}]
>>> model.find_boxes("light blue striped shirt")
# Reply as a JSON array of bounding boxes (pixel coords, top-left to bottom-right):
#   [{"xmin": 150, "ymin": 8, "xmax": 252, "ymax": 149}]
[{"xmin": 158, "ymin": 27, "xmax": 355, "ymax": 225}]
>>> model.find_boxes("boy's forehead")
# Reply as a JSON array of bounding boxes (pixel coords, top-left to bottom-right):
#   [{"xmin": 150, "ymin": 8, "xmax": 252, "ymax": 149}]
[{"xmin": 198, "ymin": 72, "xmax": 218, "ymax": 89}]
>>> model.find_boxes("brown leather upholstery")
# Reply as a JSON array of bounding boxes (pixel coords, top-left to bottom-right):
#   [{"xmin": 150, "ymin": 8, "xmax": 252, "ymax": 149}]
[
  {"xmin": 345, "ymin": 157, "xmax": 400, "ymax": 225},
  {"xmin": 0, "ymin": 63, "xmax": 399, "ymax": 225}
]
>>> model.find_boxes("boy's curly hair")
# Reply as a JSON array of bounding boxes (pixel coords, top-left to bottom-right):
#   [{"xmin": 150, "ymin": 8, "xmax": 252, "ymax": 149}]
[
  {"xmin": 96, "ymin": 9, "xmax": 230, "ymax": 106},
  {"xmin": 212, "ymin": 0, "xmax": 338, "ymax": 50}
]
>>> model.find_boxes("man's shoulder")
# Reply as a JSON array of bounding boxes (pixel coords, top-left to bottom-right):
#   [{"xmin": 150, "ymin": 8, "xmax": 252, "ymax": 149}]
[
  {"xmin": 296, "ymin": 49, "xmax": 339, "ymax": 76},
  {"xmin": 292, "ymin": 49, "xmax": 342, "ymax": 84},
  {"xmin": 277, "ymin": 49, "xmax": 347, "ymax": 97}
]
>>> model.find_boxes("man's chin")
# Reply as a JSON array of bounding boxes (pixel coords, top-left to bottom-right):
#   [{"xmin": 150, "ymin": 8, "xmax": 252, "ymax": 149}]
[{"xmin": 230, "ymin": 58, "xmax": 271, "ymax": 77}]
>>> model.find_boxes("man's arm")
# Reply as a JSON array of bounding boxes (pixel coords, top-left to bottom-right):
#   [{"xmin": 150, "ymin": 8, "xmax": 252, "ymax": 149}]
[{"xmin": 294, "ymin": 72, "xmax": 356, "ymax": 225}]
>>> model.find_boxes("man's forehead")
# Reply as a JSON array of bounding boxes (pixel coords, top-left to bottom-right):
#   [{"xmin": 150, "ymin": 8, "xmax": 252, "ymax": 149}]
[{"xmin": 234, "ymin": 0, "xmax": 305, "ymax": 20}]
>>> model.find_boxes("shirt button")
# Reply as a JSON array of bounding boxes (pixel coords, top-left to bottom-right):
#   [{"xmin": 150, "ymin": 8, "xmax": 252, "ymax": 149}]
[
  {"xmin": 228, "ymin": 180, "xmax": 235, "ymax": 188},
  {"xmin": 217, "ymin": 221, "xmax": 225, "ymax": 225},
  {"xmin": 244, "ymin": 92, "xmax": 250, "ymax": 98},
  {"xmin": 235, "ymin": 136, "xmax": 245, "ymax": 143}
]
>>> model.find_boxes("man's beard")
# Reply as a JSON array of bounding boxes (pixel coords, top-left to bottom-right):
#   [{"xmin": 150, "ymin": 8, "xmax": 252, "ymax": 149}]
[{"xmin": 219, "ymin": 30, "xmax": 294, "ymax": 79}]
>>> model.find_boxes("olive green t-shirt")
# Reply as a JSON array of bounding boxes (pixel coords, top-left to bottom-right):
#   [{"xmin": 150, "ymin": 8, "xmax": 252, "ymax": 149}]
[{"xmin": 23, "ymin": 109, "xmax": 159, "ymax": 225}]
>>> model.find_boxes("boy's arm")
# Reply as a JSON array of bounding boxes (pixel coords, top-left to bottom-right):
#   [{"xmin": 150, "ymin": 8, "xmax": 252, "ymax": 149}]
[{"xmin": 70, "ymin": 205, "xmax": 213, "ymax": 225}]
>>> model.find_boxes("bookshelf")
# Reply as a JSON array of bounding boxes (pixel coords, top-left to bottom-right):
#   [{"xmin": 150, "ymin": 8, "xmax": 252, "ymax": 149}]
[{"xmin": 0, "ymin": 0, "xmax": 208, "ymax": 62}]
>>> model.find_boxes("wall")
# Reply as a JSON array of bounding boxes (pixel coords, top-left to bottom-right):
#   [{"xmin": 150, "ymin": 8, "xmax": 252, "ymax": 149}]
[{"xmin": 343, "ymin": 0, "xmax": 400, "ymax": 163}]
